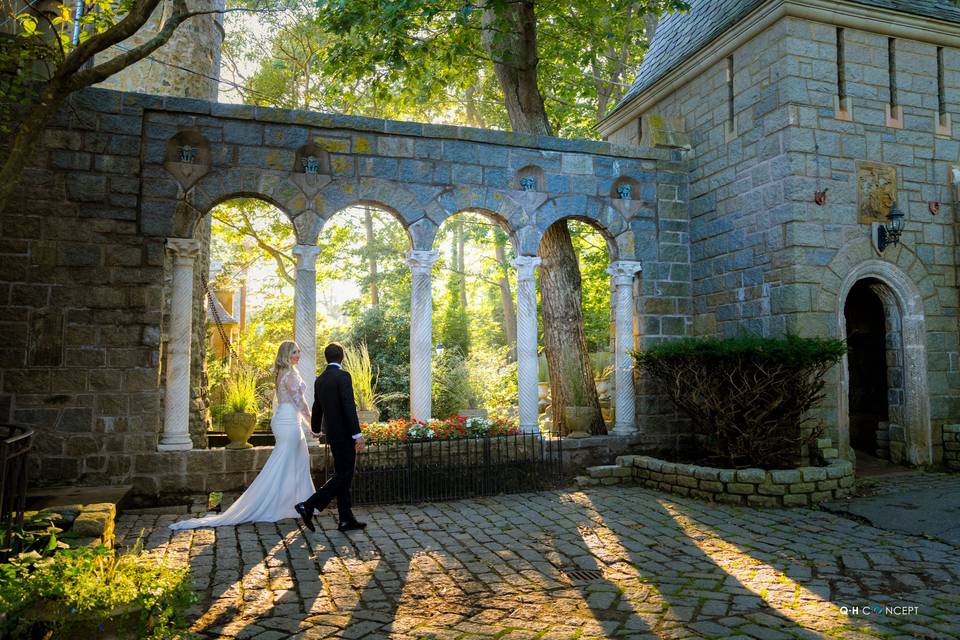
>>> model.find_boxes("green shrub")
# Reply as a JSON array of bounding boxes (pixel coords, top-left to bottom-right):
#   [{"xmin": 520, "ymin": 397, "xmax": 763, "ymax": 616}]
[
  {"xmin": 432, "ymin": 348, "xmax": 477, "ymax": 419},
  {"xmin": 0, "ymin": 544, "xmax": 196, "ymax": 639},
  {"xmin": 336, "ymin": 307, "xmax": 410, "ymax": 419},
  {"xmin": 633, "ymin": 335, "xmax": 846, "ymax": 469}
]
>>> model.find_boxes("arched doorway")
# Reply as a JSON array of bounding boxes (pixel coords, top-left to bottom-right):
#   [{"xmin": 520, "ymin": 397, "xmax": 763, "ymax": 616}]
[{"xmin": 844, "ymin": 279, "xmax": 890, "ymax": 458}]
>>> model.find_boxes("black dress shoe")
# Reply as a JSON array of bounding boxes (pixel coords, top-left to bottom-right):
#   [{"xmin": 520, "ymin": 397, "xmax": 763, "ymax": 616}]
[
  {"xmin": 337, "ymin": 520, "xmax": 367, "ymax": 532},
  {"xmin": 295, "ymin": 503, "xmax": 315, "ymax": 533}
]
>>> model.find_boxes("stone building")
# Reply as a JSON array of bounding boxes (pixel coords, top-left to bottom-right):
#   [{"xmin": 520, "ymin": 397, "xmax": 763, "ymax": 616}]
[
  {"xmin": 600, "ymin": 0, "xmax": 960, "ymax": 466},
  {"xmin": 1, "ymin": 0, "xmax": 957, "ymax": 495}
]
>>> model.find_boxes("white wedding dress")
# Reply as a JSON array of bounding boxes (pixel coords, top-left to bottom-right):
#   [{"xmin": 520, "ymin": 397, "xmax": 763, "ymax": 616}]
[{"xmin": 169, "ymin": 369, "xmax": 316, "ymax": 529}]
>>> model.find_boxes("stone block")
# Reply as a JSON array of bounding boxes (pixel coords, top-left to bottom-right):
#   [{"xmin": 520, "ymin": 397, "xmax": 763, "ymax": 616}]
[
  {"xmin": 839, "ymin": 475, "xmax": 855, "ymax": 488},
  {"xmin": 747, "ymin": 495, "xmax": 779, "ymax": 508},
  {"xmin": 782, "ymin": 494, "xmax": 809, "ymax": 507},
  {"xmin": 735, "ymin": 468, "xmax": 766, "ymax": 483},
  {"xmin": 72, "ymin": 511, "xmax": 111, "ymax": 537},
  {"xmin": 816, "ymin": 479, "xmax": 839, "ymax": 491},
  {"xmin": 659, "ymin": 462, "xmax": 677, "ymax": 474},
  {"xmin": 810, "ymin": 490, "xmax": 833, "ymax": 504},
  {"xmin": 615, "ymin": 455, "xmax": 637, "ymax": 466},
  {"xmin": 587, "ymin": 465, "xmax": 618, "ymax": 478},
  {"xmin": 715, "ymin": 493, "xmax": 744, "ymax": 505},
  {"xmin": 692, "ymin": 466, "xmax": 720, "ymax": 481},
  {"xmin": 726, "ymin": 482, "xmax": 756, "ymax": 495},
  {"xmin": 789, "ymin": 482, "xmax": 816, "ymax": 493},
  {"xmin": 943, "ymin": 424, "xmax": 960, "ymax": 433},
  {"xmin": 575, "ymin": 475, "xmax": 599, "ymax": 487},
  {"xmin": 815, "ymin": 437, "xmax": 833, "ymax": 449},
  {"xmin": 600, "ymin": 477, "xmax": 621, "ymax": 485},
  {"xmin": 757, "ymin": 482, "xmax": 787, "ymax": 496},
  {"xmin": 770, "ymin": 469, "xmax": 801, "ymax": 484},
  {"xmin": 612, "ymin": 466, "xmax": 632, "ymax": 478},
  {"xmin": 800, "ymin": 467, "xmax": 828, "ymax": 482},
  {"xmin": 699, "ymin": 480, "xmax": 723, "ymax": 493},
  {"xmin": 676, "ymin": 475, "xmax": 699, "ymax": 489},
  {"xmin": 717, "ymin": 469, "xmax": 735, "ymax": 482},
  {"xmin": 820, "ymin": 448, "xmax": 839, "ymax": 459}
]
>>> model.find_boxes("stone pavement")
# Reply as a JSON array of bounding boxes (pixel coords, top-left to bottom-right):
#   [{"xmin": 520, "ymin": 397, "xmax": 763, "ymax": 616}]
[{"xmin": 116, "ymin": 478, "xmax": 960, "ymax": 639}]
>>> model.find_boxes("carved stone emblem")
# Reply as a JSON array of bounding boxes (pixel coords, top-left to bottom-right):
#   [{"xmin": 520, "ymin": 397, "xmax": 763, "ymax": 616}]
[{"xmin": 857, "ymin": 161, "xmax": 897, "ymax": 224}]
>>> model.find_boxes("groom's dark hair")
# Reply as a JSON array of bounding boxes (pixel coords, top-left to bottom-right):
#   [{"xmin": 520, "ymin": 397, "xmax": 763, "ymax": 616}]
[{"xmin": 324, "ymin": 342, "xmax": 345, "ymax": 364}]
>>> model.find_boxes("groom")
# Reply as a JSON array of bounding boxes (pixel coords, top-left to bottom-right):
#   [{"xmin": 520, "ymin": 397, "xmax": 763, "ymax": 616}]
[{"xmin": 295, "ymin": 342, "xmax": 367, "ymax": 533}]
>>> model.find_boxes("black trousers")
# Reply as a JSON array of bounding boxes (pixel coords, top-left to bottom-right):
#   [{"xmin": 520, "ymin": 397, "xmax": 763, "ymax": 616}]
[{"xmin": 304, "ymin": 441, "xmax": 356, "ymax": 523}]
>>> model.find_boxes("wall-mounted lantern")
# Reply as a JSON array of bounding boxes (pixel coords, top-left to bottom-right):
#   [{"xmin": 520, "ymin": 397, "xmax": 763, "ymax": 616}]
[{"xmin": 876, "ymin": 203, "xmax": 905, "ymax": 252}]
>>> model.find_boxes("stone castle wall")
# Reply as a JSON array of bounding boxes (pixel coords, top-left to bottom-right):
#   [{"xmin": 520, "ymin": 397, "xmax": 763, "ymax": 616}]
[
  {"xmin": 1, "ymin": 88, "xmax": 688, "ymax": 494},
  {"xmin": 606, "ymin": 14, "xmax": 960, "ymax": 465}
]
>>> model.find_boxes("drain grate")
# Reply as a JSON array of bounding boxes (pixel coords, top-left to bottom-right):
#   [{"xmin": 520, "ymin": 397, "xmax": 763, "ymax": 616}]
[{"xmin": 562, "ymin": 569, "xmax": 605, "ymax": 583}]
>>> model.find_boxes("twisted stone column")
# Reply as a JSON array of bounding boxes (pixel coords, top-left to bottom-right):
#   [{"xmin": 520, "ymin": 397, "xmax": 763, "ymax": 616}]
[
  {"xmin": 160, "ymin": 239, "xmax": 202, "ymax": 451},
  {"xmin": 513, "ymin": 256, "xmax": 541, "ymax": 434},
  {"xmin": 608, "ymin": 261, "xmax": 643, "ymax": 436},
  {"xmin": 406, "ymin": 250, "xmax": 439, "ymax": 422},
  {"xmin": 293, "ymin": 244, "xmax": 320, "ymax": 444}
]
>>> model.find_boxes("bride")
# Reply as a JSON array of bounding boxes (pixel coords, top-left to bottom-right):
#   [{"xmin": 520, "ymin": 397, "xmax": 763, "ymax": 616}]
[{"xmin": 170, "ymin": 341, "xmax": 316, "ymax": 529}]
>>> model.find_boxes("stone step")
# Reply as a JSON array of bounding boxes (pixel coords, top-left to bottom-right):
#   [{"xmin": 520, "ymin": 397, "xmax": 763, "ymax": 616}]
[
  {"xmin": 26, "ymin": 484, "xmax": 133, "ymax": 512},
  {"xmin": 586, "ymin": 464, "xmax": 632, "ymax": 478}
]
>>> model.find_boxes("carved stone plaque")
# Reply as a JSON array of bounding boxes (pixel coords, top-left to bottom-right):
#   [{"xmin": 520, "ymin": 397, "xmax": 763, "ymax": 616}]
[{"xmin": 857, "ymin": 161, "xmax": 897, "ymax": 224}]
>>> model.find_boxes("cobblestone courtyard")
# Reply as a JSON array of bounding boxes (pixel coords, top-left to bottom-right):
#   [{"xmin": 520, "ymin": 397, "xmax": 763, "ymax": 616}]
[{"xmin": 117, "ymin": 477, "xmax": 960, "ymax": 640}]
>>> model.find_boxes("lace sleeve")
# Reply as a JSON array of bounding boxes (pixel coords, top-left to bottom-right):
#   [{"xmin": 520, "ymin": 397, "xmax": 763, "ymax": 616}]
[{"xmin": 282, "ymin": 370, "xmax": 311, "ymax": 421}]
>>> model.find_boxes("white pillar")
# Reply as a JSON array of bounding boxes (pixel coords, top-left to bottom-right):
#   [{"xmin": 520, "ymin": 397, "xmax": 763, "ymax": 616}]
[
  {"xmin": 608, "ymin": 261, "xmax": 643, "ymax": 437},
  {"xmin": 513, "ymin": 256, "xmax": 541, "ymax": 434},
  {"xmin": 293, "ymin": 244, "xmax": 320, "ymax": 445},
  {"xmin": 159, "ymin": 238, "xmax": 202, "ymax": 451},
  {"xmin": 406, "ymin": 250, "xmax": 439, "ymax": 422}
]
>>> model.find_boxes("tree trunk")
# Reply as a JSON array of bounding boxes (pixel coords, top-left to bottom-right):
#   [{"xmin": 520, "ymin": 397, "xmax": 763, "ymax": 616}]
[
  {"xmin": 0, "ymin": 83, "xmax": 66, "ymax": 210},
  {"xmin": 538, "ymin": 223, "xmax": 605, "ymax": 435},
  {"xmin": 364, "ymin": 206, "xmax": 379, "ymax": 306},
  {"xmin": 494, "ymin": 235, "xmax": 517, "ymax": 359},
  {"xmin": 480, "ymin": 0, "xmax": 602, "ymax": 434}
]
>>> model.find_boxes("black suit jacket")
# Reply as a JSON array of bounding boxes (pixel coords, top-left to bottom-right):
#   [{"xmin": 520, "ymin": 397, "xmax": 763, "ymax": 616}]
[{"xmin": 311, "ymin": 365, "xmax": 361, "ymax": 445}]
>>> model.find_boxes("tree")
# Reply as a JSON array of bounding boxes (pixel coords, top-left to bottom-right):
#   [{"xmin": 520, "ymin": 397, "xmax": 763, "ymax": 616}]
[
  {"xmin": 0, "ymin": 0, "xmax": 238, "ymax": 211},
  {"xmin": 313, "ymin": 0, "xmax": 685, "ymax": 434}
]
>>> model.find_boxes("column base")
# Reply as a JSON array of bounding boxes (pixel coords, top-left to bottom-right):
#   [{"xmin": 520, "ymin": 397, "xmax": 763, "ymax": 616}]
[
  {"xmin": 520, "ymin": 423, "xmax": 541, "ymax": 435},
  {"xmin": 157, "ymin": 440, "xmax": 193, "ymax": 452},
  {"xmin": 609, "ymin": 423, "xmax": 637, "ymax": 437}
]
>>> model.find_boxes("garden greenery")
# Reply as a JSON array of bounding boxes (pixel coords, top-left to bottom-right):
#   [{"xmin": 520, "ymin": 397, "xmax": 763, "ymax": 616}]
[
  {"xmin": 0, "ymin": 544, "xmax": 196, "ymax": 639},
  {"xmin": 224, "ymin": 368, "xmax": 259, "ymax": 414},
  {"xmin": 633, "ymin": 335, "xmax": 846, "ymax": 469}
]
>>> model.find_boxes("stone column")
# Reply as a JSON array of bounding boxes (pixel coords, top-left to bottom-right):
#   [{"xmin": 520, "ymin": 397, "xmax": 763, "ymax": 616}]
[
  {"xmin": 293, "ymin": 244, "xmax": 320, "ymax": 444},
  {"xmin": 513, "ymin": 256, "xmax": 542, "ymax": 434},
  {"xmin": 159, "ymin": 239, "xmax": 202, "ymax": 451},
  {"xmin": 406, "ymin": 250, "xmax": 440, "ymax": 422},
  {"xmin": 608, "ymin": 261, "xmax": 643, "ymax": 437}
]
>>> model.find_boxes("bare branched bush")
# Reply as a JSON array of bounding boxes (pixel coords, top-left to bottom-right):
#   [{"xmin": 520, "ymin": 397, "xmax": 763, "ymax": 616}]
[{"xmin": 634, "ymin": 336, "xmax": 846, "ymax": 469}]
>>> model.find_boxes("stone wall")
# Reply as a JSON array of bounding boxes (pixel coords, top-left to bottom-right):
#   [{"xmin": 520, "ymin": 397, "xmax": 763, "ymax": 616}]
[
  {"xmin": 944, "ymin": 424, "xmax": 960, "ymax": 470},
  {"xmin": 1, "ymin": 87, "xmax": 688, "ymax": 494},
  {"xmin": 605, "ymin": 14, "xmax": 960, "ymax": 465}
]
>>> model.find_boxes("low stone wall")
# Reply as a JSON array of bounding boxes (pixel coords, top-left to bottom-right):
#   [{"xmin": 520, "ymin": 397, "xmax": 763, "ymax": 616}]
[
  {"xmin": 29, "ymin": 503, "xmax": 117, "ymax": 549},
  {"xmin": 622, "ymin": 456, "xmax": 855, "ymax": 507},
  {"xmin": 943, "ymin": 424, "xmax": 960, "ymax": 470}
]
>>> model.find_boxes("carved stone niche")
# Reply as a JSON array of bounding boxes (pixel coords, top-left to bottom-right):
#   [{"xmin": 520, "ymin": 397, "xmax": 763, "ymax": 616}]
[
  {"xmin": 507, "ymin": 164, "xmax": 548, "ymax": 213},
  {"xmin": 164, "ymin": 130, "xmax": 211, "ymax": 191},
  {"xmin": 292, "ymin": 143, "xmax": 332, "ymax": 196},
  {"xmin": 610, "ymin": 176, "xmax": 645, "ymax": 216}
]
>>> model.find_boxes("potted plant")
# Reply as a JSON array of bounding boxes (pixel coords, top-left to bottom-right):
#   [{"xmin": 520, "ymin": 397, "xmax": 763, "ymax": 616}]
[
  {"xmin": 562, "ymin": 357, "xmax": 596, "ymax": 438},
  {"xmin": 222, "ymin": 368, "xmax": 259, "ymax": 449}
]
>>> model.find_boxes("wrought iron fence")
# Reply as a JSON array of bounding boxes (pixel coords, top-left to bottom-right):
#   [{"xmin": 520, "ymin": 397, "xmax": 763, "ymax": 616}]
[
  {"xmin": 320, "ymin": 430, "xmax": 564, "ymax": 505},
  {"xmin": 0, "ymin": 424, "xmax": 33, "ymax": 559}
]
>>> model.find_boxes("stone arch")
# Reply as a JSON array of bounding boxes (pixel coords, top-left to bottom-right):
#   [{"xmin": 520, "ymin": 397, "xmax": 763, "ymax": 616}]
[
  {"xmin": 318, "ymin": 199, "xmax": 415, "ymax": 248},
  {"xmin": 429, "ymin": 207, "xmax": 521, "ymax": 255},
  {"xmin": 836, "ymin": 260, "xmax": 931, "ymax": 465},
  {"xmin": 189, "ymin": 168, "xmax": 299, "ymax": 226},
  {"xmin": 535, "ymin": 213, "xmax": 621, "ymax": 263},
  {"xmin": 188, "ymin": 190, "xmax": 293, "ymax": 240}
]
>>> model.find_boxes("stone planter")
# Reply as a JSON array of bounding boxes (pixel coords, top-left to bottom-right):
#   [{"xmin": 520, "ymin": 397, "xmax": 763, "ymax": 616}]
[
  {"xmin": 357, "ymin": 409, "xmax": 380, "ymax": 425},
  {"xmin": 564, "ymin": 406, "xmax": 594, "ymax": 438},
  {"xmin": 222, "ymin": 412, "xmax": 257, "ymax": 449},
  {"xmin": 458, "ymin": 409, "xmax": 488, "ymax": 419}
]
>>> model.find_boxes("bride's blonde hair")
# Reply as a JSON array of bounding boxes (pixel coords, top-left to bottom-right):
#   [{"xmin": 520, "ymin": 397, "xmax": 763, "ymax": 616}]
[{"xmin": 274, "ymin": 341, "xmax": 299, "ymax": 382}]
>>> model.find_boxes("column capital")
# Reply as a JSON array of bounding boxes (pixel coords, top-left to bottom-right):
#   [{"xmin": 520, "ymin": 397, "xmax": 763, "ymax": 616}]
[
  {"xmin": 511, "ymin": 255, "xmax": 541, "ymax": 280},
  {"xmin": 405, "ymin": 250, "xmax": 440, "ymax": 274},
  {"xmin": 293, "ymin": 243, "xmax": 321, "ymax": 270},
  {"xmin": 608, "ymin": 260, "xmax": 643, "ymax": 286},
  {"xmin": 166, "ymin": 238, "xmax": 201, "ymax": 265}
]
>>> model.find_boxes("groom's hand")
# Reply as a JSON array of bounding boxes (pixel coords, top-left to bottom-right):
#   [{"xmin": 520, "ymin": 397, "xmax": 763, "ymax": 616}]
[{"xmin": 355, "ymin": 436, "xmax": 365, "ymax": 453}]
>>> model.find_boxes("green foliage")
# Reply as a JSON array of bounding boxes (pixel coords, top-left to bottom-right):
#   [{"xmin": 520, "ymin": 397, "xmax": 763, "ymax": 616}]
[
  {"xmin": 569, "ymin": 220, "xmax": 612, "ymax": 351},
  {"xmin": 432, "ymin": 348, "xmax": 478, "ymax": 419},
  {"xmin": 0, "ymin": 544, "xmax": 196, "ymax": 639},
  {"xmin": 633, "ymin": 335, "xmax": 847, "ymax": 468},
  {"xmin": 336, "ymin": 307, "xmax": 411, "ymax": 419},
  {"xmin": 342, "ymin": 342, "xmax": 405, "ymax": 412},
  {"xmin": 224, "ymin": 368, "xmax": 260, "ymax": 414},
  {"xmin": 1, "ymin": 513, "xmax": 66, "ymax": 559},
  {"xmin": 467, "ymin": 346, "xmax": 518, "ymax": 418}
]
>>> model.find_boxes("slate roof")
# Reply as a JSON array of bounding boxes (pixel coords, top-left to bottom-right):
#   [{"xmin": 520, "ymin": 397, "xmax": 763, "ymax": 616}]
[{"xmin": 610, "ymin": 0, "xmax": 960, "ymax": 116}]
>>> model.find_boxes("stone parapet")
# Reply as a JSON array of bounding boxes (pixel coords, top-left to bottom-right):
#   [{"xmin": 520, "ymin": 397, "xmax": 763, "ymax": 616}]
[
  {"xmin": 943, "ymin": 424, "xmax": 960, "ymax": 470},
  {"xmin": 577, "ymin": 454, "xmax": 855, "ymax": 508}
]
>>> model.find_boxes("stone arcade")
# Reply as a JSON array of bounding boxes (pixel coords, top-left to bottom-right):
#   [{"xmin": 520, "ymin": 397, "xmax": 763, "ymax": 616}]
[{"xmin": 1, "ymin": 0, "xmax": 959, "ymax": 496}]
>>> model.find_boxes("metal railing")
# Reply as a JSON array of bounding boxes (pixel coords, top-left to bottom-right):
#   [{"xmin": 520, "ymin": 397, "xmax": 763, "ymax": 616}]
[
  {"xmin": 0, "ymin": 425, "xmax": 33, "ymax": 559},
  {"xmin": 320, "ymin": 430, "xmax": 564, "ymax": 505}
]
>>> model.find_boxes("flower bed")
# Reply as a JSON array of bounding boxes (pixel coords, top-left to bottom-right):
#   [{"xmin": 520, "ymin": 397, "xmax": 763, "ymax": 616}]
[{"xmin": 360, "ymin": 416, "xmax": 519, "ymax": 445}]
